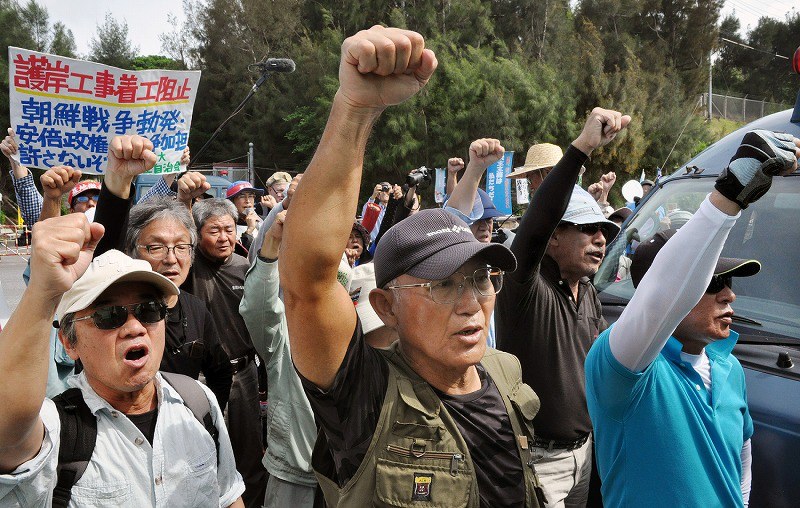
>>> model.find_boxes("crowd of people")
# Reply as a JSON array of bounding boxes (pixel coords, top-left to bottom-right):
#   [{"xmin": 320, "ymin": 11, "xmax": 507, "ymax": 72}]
[{"xmin": 1, "ymin": 25, "xmax": 799, "ymax": 508}]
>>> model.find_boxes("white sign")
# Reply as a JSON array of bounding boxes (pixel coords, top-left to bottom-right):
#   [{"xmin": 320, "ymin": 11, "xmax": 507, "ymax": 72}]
[
  {"xmin": 434, "ymin": 167, "xmax": 446, "ymax": 204},
  {"xmin": 8, "ymin": 47, "xmax": 201, "ymax": 175},
  {"xmin": 515, "ymin": 177, "xmax": 530, "ymax": 204}
]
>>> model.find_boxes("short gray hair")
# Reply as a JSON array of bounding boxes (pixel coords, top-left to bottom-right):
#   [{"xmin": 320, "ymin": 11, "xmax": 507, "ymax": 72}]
[
  {"xmin": 123, "ymin": 197, "xmax": 198, "ymax": 259},
  {"xmin": 192, "ymin": 198, "xmax": 237, "ymax": 231},
  {"xmin": 60, "ymin": 312, "xmax": 78, "ymax": 347}
]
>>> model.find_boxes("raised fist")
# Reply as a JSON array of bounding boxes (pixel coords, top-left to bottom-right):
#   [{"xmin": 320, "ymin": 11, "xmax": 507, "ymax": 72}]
[
  {"xmin": 283, "ymin": 173, "xmax": 303, "ymax": 209},
  {"xmin": 447, "ymin": 158, "xmax": 465, "ymax": 174},
  {"xmin": 1, "ymin": 128, "xmax": 19, "ymax": 162},
  {"xmin": 715, "ymin": 130, "xmax": 800, "ymax": 208},
  {"xmin": 177, "ymin": 171, "xmax": 210, "ymax": 204},
  {"xmin": 600, "ymin": 171, "xmax": 617, "ymax": 192},
  {"xmin": 107, "ymin": 135, "xmax": 157, "ymax": 179},
  {"xmin": 574, "ymin": 107, "xmax": 631, "ymax": 155},
  {"xmin": 468, "ymin": 138, "xmax": 504, "ymax": 171},
  {"xmin": 338, "ymin": 26, "xmax": 438, "ymax": 111},
  {"xmin": 41, "ymin": 166, "xmax": 82, "ymax": 200},
  {"xmin": 29, "ymin": 214, "xmax": 105, "ymax": 300}
]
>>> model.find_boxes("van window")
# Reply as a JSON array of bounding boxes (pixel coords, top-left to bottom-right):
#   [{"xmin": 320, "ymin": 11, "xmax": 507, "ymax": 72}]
[{"xmin": 596, "ymin": 175, "xmax": 800, "ymax": 340}]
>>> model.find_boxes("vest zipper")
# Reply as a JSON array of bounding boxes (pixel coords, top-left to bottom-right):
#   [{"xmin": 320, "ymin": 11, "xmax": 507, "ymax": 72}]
[{"xmin": 386, "ymin": 445, "xmax": 465, "ymax": 477}]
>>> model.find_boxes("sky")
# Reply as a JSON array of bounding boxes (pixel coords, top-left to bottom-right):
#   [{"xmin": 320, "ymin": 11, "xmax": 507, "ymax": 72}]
[
  {"xmin": 36, "ymin": 0, "xmax": 798, "ymax": 59},
  {"xmin": 36, "ymin": 0, "xmax": 187, "ymax": 57}
]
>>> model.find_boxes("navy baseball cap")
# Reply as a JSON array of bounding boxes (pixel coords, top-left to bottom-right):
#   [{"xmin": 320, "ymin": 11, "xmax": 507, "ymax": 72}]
[
  {"xmin": 476, "ymin": 189, "xmax": 504, "ymax": 220},
  {"xmin": 630, "ymin": 229, "xmax": 761, "ymax": 288},
  {"xmin": 373, "ymin": 209, "xmax": 517, "ymax": 288}
]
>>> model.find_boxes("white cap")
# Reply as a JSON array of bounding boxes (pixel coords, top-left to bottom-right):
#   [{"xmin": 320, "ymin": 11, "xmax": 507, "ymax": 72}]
[
  {"xmin": 349, "ymin": 263, "xmax": 384, "ymax": 334},
  {"xmin": 561, "ymin": 185, "xmax": 620, "ymax": 241},
  {"xmin": 56, "ymin": 250, "xmax": 179, "ymax": 319}
]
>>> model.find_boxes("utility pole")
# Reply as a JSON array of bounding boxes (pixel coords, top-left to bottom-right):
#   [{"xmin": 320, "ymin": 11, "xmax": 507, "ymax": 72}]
[
  {"xmin": 248, "ymin": 142, "xmax": 254, "ymax": 183},
  {"xmin": 708, "ymin": 49, "xmax": 713, "ymax": 121}
]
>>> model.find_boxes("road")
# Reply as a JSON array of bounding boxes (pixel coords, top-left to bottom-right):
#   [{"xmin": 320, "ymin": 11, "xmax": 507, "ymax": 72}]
[{"xmin": 0, "ymin": 254, "xmax": 29, "ymax": 314}]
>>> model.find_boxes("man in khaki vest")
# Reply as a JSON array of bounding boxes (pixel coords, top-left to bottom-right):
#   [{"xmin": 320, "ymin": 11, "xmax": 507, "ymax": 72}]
[{"xmin": 280, "ymin": 26, "xmax": 547, "ymax": 507}]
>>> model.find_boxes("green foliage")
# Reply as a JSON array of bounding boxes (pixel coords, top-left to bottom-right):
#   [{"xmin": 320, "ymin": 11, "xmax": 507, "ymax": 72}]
[
  {"xmin": 50, "ymin": 21, "xmax": 77, "ymax": 58},
  {"xmin": 89, "ymin": 12, "xmax": 138, "ymax": 68},
  {"xmin": 131, "ymin": 55, "xmax": 186, "ymax": 70},
  {"xmin": 713, "ymin": 12, "xmax": 800, "ymax": 104}
]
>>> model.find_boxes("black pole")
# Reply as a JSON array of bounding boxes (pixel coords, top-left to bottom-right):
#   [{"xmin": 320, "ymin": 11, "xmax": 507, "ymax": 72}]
[{"xmin": 187, "ymin": 71, "xmax": 272, "ymax": 170}]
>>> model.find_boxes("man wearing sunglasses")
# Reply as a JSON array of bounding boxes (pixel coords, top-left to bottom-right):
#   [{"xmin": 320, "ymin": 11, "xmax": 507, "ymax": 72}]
[
  {"xmin": 281, "ymin": 26, "xmax": 547, "ymax": 507},
  {"xmin": 0, "ymin": 215, "xmax": 245, "ymax": 506},
  {"xmin": 495, "ymin": 108, "xmax": 627, "ymax": 507},
  {"xmin": 586, "ymin": 130, "xmax": 800, "ymax": 507}
]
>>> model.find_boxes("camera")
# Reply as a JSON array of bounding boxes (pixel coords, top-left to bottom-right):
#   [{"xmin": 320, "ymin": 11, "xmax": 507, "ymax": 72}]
[
  {"xmin": 406, "ymin": 166, "xmax": 432, "ymax": 190},
  {"xmin": 381, "ymin": 183, "xmax": 391, "ymax": 193}
]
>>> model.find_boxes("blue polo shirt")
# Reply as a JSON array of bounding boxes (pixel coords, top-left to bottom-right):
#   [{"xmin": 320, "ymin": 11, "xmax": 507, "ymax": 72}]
[{"xmin": 586, "ymin": 325, "xmax": 753, "ymax": 507}]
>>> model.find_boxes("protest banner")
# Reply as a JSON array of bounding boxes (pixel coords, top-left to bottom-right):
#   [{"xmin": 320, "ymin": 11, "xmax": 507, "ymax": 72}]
[
  {"xmin": 8, "ymin": 47, "xmax": 201, "ymax": 175},
  {"xmin": 485, "ymin": 151, "xmax": 513, "ymax": 215},
  {"xmin": 515, "ymin": 177, "xmax": 529, "ymax": 205},
  {"xmin": 434, "ymin": 167, "xmax": 446, "ymax": 203}
]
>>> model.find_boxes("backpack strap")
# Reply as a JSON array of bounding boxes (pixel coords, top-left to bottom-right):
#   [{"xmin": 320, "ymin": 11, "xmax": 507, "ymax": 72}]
[
  {"xmin": 52, "ymin": 388, "xmax": 97, "ymax": 508},
  {"xmin": 160, "ymin": 372, "xmax": 220, "ymax": 463}
]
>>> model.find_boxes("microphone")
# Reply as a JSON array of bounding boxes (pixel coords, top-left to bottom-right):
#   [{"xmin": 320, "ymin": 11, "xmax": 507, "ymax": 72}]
[{"xmin": 250, "ymin": 58, "xmax": 296, "ymax": 73}]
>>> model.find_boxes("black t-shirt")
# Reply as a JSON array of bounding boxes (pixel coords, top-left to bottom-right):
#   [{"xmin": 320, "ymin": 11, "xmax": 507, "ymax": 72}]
[
  {"xmin": 161, "ymin": 291, "xmax": 233, "ymax": 410},
  {"xmin": 184, "ymin": 252, "xmax": 254, "ymax": 360},
  {"xmin": 127, "ymin": 408, "xmax": 158, "ymax": 445},
  {"xmin": 300, "ymin": 320, "xmax": 525, "ymax": 507}
]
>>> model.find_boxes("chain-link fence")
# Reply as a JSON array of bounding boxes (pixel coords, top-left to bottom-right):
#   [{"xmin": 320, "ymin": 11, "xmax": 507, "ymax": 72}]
[{"xmin": 701, "ymin": 92, "xmax": 791, "ymax": 123}]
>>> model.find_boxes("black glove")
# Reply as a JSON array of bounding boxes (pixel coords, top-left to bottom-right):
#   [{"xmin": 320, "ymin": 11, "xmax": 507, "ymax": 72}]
[{"xmin": 715, "ymin": 130, "xmax": 797, "ymax": 208}]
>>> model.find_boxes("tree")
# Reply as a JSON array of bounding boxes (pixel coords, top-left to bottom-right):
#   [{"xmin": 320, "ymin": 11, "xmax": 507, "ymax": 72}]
[
  {"xmin": 50, "ymin": 21, "xmax": 77, "ymax": 58},
  {"xmin": 19, "ymin": 0, "xmax": 49, "ymax": 52},
  {"xmin": 89, "ymin": 12, "xmax": 138, "ymax": 68},
  {"xmin": 131, "ymin": 55, "xmax": 186, "ymax": 70}
]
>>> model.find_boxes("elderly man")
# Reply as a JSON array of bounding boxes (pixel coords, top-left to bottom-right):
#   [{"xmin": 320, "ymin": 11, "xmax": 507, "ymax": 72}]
[
  {"xmin": 188, "ymin": 198, "xmax": 268, "ymax": 507},
  {"xmin": 495, "ymin": 108, "xmax": 629, "ymax": 508},
  {"xmin": 506, "ymin": 142, "xmax": 564, "ymax": 196},
  {"xmin": 0, "ymin": 214, "xmax": 244, "ymax": 506},
  {"xmin": 586, "ymin": 131, "xmax": 800, "ymax": 507},
  {"xmin": 281, "ymin": 26, "xmax": 549, "ymax": 507},
  {"xmin": 226, "ymin": 181, "xmax": 264, "ymax": 255}
]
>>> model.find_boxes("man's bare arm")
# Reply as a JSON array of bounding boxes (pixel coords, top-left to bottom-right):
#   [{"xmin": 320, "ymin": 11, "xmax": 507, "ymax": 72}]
[{"xmin": 281, "ymin": 26, "xmax": 437, "ymax": 389}]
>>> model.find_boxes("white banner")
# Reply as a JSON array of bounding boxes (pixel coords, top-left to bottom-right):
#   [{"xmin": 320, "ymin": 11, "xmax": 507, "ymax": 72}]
[
  {"xmin": 515, "ymin": 177, "xmax": 529, "ymax": 205},
  {"xmin": 434, "ymin": 167, "xmax": 446, "ymax": 203},
  {"xmin": 8, "ymin": 47, "xmax": 201, "ymax": 175}
]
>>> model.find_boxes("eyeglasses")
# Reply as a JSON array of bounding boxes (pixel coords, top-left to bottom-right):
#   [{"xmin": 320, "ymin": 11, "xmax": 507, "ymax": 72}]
[
  {"xmin": 74, "ymin": 194, "xmax": 99, "ymax": 203},
  {"xmin": 137, "ymin": 244, "xmax": 194, "ymax": 260},
  {"xmin": 706, "ymin": 274, "xmax": 733, "ymax": 294},
  {"xmin": 70, "ymin": 301, "xmax": 168, "ymax": 330},
  {"xmin": 386, "ymin": 268, "xmax": 504, "ymax": 304}
]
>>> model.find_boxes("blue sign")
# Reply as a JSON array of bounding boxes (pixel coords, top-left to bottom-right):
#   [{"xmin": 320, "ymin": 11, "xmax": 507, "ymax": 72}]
[{"xmin": 485, "ymin": 151, "xmax": 514, "ymax": 215}]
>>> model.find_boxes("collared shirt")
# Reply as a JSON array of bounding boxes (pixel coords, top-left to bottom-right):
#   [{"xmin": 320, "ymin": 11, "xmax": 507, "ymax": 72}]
[
  {"xmin": 496, "ymin": 145, "xmax": 602, "ymax": 442},
  {"xmin": 240, "ymin": 258, "xmax": 317, "ymax": 486},
  {"xmin": 0, "ymin": 372, "xmax": 245, "ymax": 507},
  {"xmin": 9, "ymin": 170, "xmax": 43, "ymax": 225},
  {"xmin": 140, "ymin": 176, "xmax": 177, "ymax": 202},
  {"xmin": 586, "ymin": 328, "xmax": 753, "ymax": 507}
]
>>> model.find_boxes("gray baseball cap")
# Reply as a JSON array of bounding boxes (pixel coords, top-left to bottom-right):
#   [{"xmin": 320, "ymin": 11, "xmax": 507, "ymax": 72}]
[{"xmin": 373, "ymin": 209, "xmax": 517, "ymax": 289}]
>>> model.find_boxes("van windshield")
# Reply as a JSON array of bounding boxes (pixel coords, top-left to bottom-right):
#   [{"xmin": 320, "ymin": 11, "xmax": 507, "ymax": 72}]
[{"xmin": 595, "ymin": 175, "xmax": 800, "ymax": 340}]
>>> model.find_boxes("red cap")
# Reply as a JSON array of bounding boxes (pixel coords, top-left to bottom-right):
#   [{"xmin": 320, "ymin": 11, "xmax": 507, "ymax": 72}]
[{"xmin": 68, "ymin": 180, "xmax": 102, "ymax": 207}]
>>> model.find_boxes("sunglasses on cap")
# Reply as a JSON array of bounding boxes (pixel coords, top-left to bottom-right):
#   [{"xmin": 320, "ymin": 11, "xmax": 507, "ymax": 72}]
[
  {"xmin": 74, "ymin": 194, "xmax": 99, "ymax": 204},
  {"xmin": 706, "ymin": 274, "xmax": 733, "ymax": 294},
  {"xmin": 69, "ymin": 301, "xmax": 168, "ymax": 330}
]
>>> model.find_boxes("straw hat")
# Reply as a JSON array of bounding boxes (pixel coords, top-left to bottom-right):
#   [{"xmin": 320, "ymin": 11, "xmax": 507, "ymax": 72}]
[{"xmin": 506, "ymin": 143, "xmax": 563, "ymax": 179}]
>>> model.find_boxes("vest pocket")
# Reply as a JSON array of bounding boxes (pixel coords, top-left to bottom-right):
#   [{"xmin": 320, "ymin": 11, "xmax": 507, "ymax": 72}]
[{"xmin": 375, "ymin": 456, "xmax": 471, "ymax": 507}]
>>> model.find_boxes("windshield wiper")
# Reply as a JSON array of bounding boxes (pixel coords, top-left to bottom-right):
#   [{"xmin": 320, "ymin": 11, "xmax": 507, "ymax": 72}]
[{"xmin": 732, "ymin": 314, "xmax": 762, "ymax": 326}]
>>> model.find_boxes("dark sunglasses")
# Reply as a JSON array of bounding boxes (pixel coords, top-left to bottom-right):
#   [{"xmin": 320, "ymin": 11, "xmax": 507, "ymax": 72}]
[
  {"xmin": 564, "ymin": 222, "xmax": 611, "ymax": 238},
  {"xmin": 706, "ymin": 275, "xmax": 733, "ymax": 294},
  {"xmin": 70, "ymin": 301, "xmax": 168, "ymax": 330},
  {"xmin": 74, "ymin": 194, "xmax": 99, "ymax": 203}
]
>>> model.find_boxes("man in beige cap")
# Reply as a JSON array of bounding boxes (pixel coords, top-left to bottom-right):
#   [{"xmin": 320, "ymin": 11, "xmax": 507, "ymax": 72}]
[
  {"xmin": 506, "ymin": 142, "xmax": 564, "ymax": 195},
  {"xmin": 0, "ymin": 215, "xmax": 245, "ymax": 506}
]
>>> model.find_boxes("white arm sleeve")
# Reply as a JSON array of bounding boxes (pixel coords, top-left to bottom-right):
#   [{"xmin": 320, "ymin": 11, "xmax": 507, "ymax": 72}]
[
  {"xmin": 741, "ymin": 438, "xmax": 752, "ymax": 507},
  {"xmin": 609, "ymin": 196, "xmax": 740, "ymax": 372}
]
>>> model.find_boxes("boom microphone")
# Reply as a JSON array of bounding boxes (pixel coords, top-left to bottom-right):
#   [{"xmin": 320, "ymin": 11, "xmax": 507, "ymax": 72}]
[{"xmin": 250, "ymin": 58, "xmax": 296, "ymax": 73}]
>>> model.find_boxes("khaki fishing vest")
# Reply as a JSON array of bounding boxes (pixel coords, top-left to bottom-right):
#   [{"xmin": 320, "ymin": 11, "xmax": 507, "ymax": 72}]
[{"xmin": 312, "ymin": 343, "xmax": 545, "ymax": 507}]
